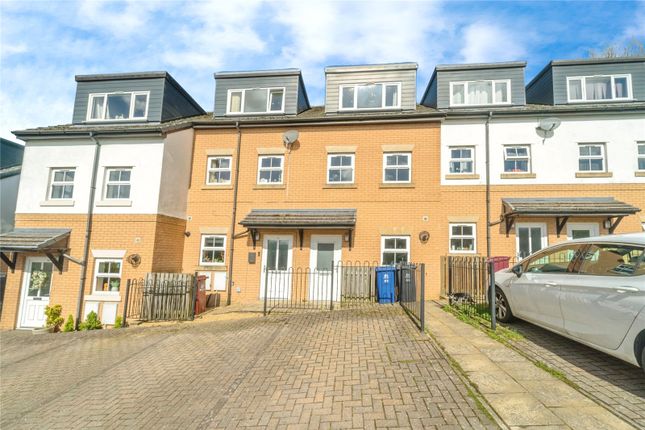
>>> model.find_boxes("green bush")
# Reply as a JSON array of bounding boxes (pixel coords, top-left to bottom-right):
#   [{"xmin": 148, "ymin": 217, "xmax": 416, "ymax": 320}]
[
  {"xmin": 62, "ymin": 315, "xmax": 75, "ymax": 332},
  {"xmin": 79, "ymin": 311, "xmax": 102, "ymax": 330},
  {"xmin": 44, "ymin": 305, "xmax": 64, "ymax": 332},
  {"xmin": 113, "ymin": 316, "xmax": 123, "ymax": 329}
]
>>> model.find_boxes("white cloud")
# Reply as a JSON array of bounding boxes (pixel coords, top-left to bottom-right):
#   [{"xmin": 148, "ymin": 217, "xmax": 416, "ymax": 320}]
[{"xmin": 459, "ymin": 21, "xmax": 526, "ymax": 63}]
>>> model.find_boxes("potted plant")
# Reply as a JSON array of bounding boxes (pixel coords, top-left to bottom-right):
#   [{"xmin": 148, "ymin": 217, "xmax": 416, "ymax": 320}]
[
  {"xmin": 33, "ymin": 304, "xmax": 63, "ymax": 334},
  {"xmin": 109, "ymin": 279, "xmax": 120, "ymax": 292}
]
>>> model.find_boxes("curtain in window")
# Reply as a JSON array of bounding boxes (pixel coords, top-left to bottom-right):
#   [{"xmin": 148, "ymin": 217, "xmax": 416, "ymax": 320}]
[
  {"xmin": 452, "ymin": 84, "xmax": 465, "ymax": 104},
  {"xmin": 614, "ymin": 77, "xmax": 628, "ymax": 98},
  {"xmin": 569, "ymin": 80, "xmax": 582, "ymax": 100},
  {"xmin": 495, "ymin": 82, "xmax": 508, "ymax": 103},
  {"xmin": 585, "ymin": 77, "xmax": 611, "ymax": 100},
  {"xmin": 468, "ymin": 81, "xmax": 492, "ymax": 104}
]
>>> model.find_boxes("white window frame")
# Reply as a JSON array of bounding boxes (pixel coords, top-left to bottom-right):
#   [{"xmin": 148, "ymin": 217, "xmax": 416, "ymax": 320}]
[
  {"xmin": 86, "ymin": 91, "xmax": 150, "ymax": 121},
  {"xmin": 637, "ymin": 142, "xmax": 645, "ymax": 172},
  {"xmin": 515, "ymin": 222, "xmax": 548, "ymax": 260},
  {"xmin": 578, "ymin": 143, "xmax": 606, "ymax": 172},
  {"xmin": 338, "ymin": 82, "xmax": 402, "ymax": 111},
  {"xmin": 257, "ymin": 155, "xmax": 284, "ymax": 185},
  {"xmin": 326, "ymin": 153, "xmax": 355, "ymax": 184},
  {"xmin": 448, "ymin": 146, "xmax": 475, "ymax": 174},
  {"xmin": 449, "ymin": 223, "xmax": 477, "ymax": 254},
  {"xmin": 104, "ymin": 167, "xmax": 132, "ymax": 200},
  {"xmin": 380, "ymin": 236, "xmax": 410, "ymax": 265},
  {"xmin": 92, "ymin": 258, "xmax": 122, "ymax": 295},
  {"xmin": 48, "ymin": 167, "xmax": 75, "ymax": 200},
  {"xmin": 206, "ymin": 156, "xmax": 232, "ymax": 185},
  {"xmin": 226, "ymin": 87, "xmax": 286, "ymax": 115},
  {"xmin": 382, "ymin": 152, "xmax": 412, "ymax": 183},
  {"xmin": 503, "ymin": 145, "xmax": 531, "ymax": 173},
  {"xmin": 200, "ymin": 234, "xmax": 226, "ymax": 266},
  {"xmin": 566, "ymin": 74, "xmax": 633, "ymax": 103},
  {"xmin": 449, "ymin": 80, "xmax": 511, "ymax": 107}
]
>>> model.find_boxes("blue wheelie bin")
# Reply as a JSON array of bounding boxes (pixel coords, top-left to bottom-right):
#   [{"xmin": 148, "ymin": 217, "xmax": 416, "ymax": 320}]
[{"xmin": 375, "ymin": 266, "xmax": 396, "ymax": 304}]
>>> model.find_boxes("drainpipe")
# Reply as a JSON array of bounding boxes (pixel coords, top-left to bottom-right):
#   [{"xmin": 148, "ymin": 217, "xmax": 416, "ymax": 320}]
[
  {"xmin": 226, "ymin": 122, "xmax": 242, "ymax": 306},
  {"xmin": 485, "ymin": 112, "xmax": 496, "ymax": 330},
  {"xmin": 75, "ymin": 132, "xmax": 101, "ymax": 328}
]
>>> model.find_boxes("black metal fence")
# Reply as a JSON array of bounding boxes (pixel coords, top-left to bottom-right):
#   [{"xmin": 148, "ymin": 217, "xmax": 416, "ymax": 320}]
[
  {"xmin": 124, "ymin": 273, "xmax": 198, "ymax": 323},
  {"xmin": 398, "ymin": 263, "xmax": 425, "ymax": 331}
]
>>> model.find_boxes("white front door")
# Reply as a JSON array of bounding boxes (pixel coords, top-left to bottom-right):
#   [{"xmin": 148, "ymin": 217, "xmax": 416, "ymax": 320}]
[
  {"xmin": 260, "ymin": 235, "xmax": 293, "ymax": 299},
  {"xmin": 19, "ymin": 257, "xmax": 53, "ymax": 328},
  {"xmin": 566, "ymin": 222, "xmax": 599, "ymax": 240},
  {"xmin": 516, "ymin": 223, "xmax": 548, "ymax": 260},
  {"xmin": 308, "ymin": 235, "xmax": 342, "ymax": 302}
]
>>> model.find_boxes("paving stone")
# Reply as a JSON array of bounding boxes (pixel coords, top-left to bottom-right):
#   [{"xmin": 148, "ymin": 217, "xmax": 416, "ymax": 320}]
[{"xmin": 485, "ymin": 393, "xmax": 564, "ymax": 426}]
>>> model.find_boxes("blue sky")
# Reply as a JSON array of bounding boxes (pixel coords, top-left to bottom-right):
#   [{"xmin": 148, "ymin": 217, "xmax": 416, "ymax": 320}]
[{"xmin": 1, "ymin": 0, "xmax": 643, "ymax": 140}]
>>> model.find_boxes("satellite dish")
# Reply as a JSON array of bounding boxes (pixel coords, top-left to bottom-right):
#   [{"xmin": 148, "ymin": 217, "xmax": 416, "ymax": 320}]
[
  {"xmin": 282, "ymin": 130, "xmax": 299, "ymax": 147},
  {"xmin": 536, "ymin": 117, "xmax": 561, "ymax": 140}
]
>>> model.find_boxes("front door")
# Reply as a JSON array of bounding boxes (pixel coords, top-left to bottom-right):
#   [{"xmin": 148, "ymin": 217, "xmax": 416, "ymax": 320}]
[
  {"xmin": 566, "ymin": 222, "xmax": 599, "ymax": 240},
  {"xmin": 19, "ymin": 257, "xmax": 53, "ymax": 328},
  {"xmin": 309, "ymin": 235, "xmax": 342, "ymax": 302},
  {"xmin": 261, "ymin": 235, "xmax": 293, "ymax": 299}
]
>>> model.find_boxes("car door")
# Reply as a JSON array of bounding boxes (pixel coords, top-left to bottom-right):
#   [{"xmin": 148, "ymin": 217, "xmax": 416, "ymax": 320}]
[
  {"xmin": 509, "ymin": 244, "xmax": 584, "ymax": 331},
  {"xmin": 559, "ymin": 242, "xmax": 645, "ymax": 350}
]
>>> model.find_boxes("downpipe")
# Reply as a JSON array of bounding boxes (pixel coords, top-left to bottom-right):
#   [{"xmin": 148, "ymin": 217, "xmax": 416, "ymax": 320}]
[{"xmin": 226, "ymin": 122, "xmax": 242, "ymax": 306}]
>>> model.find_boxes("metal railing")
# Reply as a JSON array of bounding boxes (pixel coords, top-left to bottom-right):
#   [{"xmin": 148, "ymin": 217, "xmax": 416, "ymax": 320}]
[{"xmin": 398, "ymin": 263, "xmax": 425, "ymax": 331}]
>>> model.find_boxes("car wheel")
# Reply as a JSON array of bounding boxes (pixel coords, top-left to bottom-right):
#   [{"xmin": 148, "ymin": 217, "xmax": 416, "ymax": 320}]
[
  {"xmin": 495, "ymin": 288, "xmax": 514, "ymax": 323},
  {"xmin": 641, "ymin": 347, "xmax": 645, "ymax": 374}
]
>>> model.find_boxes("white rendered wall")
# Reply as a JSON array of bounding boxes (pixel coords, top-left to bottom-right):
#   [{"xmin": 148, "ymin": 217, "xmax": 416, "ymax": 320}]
[
  {"xmin": 158, "ymin": 128, "xmax": 193, "ymax": 219},
  {"xmin": 441, "ymin": 114, "xmax": 645, "ymax": 185},
  {"xmin": 0, "ymin": 173, "xmax": 20, "ymax": 232}
]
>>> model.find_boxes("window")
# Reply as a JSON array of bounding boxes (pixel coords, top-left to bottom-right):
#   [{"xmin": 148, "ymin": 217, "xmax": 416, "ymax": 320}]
[
  {"xmin": 381, "ymin": 236, "xmax": 409, "ymax": 265},
  {"xmin": 227, "ymin": 88, "xmax": 285, "ymax": 114},
  {"xmin": 257, "ymin": 156, "xmax": 284, "ymax": 184},
  {"xmin": 87, "ymin": 92, "xmax": 148, "ymax": 121},
  {"xmin": 104, "ymin": 168, "xmax": 131, "ymax": 199},
  {"xmin": 200, "ymin": 235, "xmax": 226, "ymax": 265},
  {"xmin": 339, "ymin": 83, "xmax": 400, "ymax": 110},
  {"xmin": 567, "ymin": 75, "xmax": 632, "ymax": 102},
  {"xmin": 578, "ymin": 144, "xmax": 605, "ymax": 172},
  {"xmin": 516, "ymin": 223, "xmax": 547, "ymax": 260},
  {"xmin": 638, "ymin": 143, "xmax": 645, "ymax": 171},
  {"xmin": 504, "ymin": 146, "xmax": 531, "ymax": 173},
  {"xmin": 579, "ymin": 243, "xmax": 645, "ymax": 277},
  {"xmin": 93, "ymin": 259, "xmax": 122, "ymax": 293},
  {"xmin": 523, "ymin": 245, "xmax": 584, "ymax": 274},
  {"xmin": 449, "ymin": 224, "xmax": 476, "ymax": 253},
  {"xmin": 206, "ymin": 156, "xmax": 232, "ymax": 185},
  {"xmin": 450, "ymin": 80, "xmax": 510, "ymax": 106},
  {"xmin": 327, "ymin": 154, "xmax": 354, "ymax": 183},
  {"xmin": 49, "ymin": 168, "xmax": 75, "ymax": 199},
  {"xmin": 449, "ymin": 147, "xmax": 474, "ymax": 174},
  {"xmin": 383, "ymin": 153, "xmax": 411, "ymax": 183}
]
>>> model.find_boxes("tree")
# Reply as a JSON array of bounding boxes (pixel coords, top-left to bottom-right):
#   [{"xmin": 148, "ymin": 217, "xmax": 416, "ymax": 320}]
[{"xmin": 588, "ymin": 38, "xmax": 645, "ymax": 58}]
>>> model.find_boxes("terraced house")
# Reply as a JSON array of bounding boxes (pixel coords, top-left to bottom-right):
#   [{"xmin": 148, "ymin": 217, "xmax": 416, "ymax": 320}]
[{"xmin": 1, "ymin": 56, "xmax": 644, "ymax": 329}]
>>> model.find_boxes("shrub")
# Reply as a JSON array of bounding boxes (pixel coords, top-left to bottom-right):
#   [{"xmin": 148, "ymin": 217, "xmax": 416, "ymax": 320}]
[
  {"xmin": 44, "ymin": 305, "xmax": 64, "ymax": 332},
  {"xmin": 114, "ymin": 316, "xmax": 123, "ymax": 329},
  {"xmin": 79, "ymin": 311, "xmax": 102, "ymax": 330},
  {"xmin": 63, "ymin": 315, "xmax": 75, "ymax": 332}
]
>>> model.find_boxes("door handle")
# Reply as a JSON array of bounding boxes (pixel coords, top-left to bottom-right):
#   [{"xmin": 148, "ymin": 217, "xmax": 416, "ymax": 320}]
[
  {"xmin": 544, "ymin": 282, "xmax": 557, "ymax": 287},
  {"xmin": 613, "ymin": 286, "xmax": 639, "ymax": 293}
]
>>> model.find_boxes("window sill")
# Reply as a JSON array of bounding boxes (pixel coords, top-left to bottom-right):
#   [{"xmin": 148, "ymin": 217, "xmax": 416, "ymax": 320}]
[
  {"xmin": 253, "ymin": 184, "xmax": 285, "ymax": 190},
  {"xmin": 85, "ymin": 294, "xmax": 121, "ymax": 302},
  {"xmin": 500, "ymin": 173, "xmax": 536, "ymax": 179},
  {"xmin": 575, "ymin": 171, "xmax": 613, "ymax": 178},
  {"xmin": 96, "ymin": 199, "xmax": 132, "ymax": 207},
  {"xmin": 202, "ymin": 185, "xmax": 233, "ymax": 190},
  {"xmin": 323, "ymin": 184, "xmax": 357, "ymax": 189},
  {"xmin": 445, "ymin": 174, "xmax": 480, "ymax": 180},
  {"xmin": 198, "ymin": 265, "xmax": 227, "ymax": 271},
  {"xmin": 40, "ymin": 199, "xmax": 75, "ymax": 207},
  {"xmin": 379, "ymin": 182, "xmax": 415, "ymax": 188},
  {"xmin": 635, "ymin": 171, "xmax": 645, "ymax": 177}
]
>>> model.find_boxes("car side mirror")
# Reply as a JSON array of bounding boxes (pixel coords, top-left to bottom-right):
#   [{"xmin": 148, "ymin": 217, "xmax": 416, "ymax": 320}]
[{"xmin": 511, "ymin": 264, "xmax": 523, "ymax": 278}]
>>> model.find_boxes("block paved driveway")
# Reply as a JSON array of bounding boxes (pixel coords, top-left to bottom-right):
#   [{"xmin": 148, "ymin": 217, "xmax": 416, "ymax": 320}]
[
  {"xmin": 1, "ymin": 306, "xmax": 496, "ymax": 429},
  {"xmin": 505, "ymin": 320, "xmax": 645, "ymax": 429}
]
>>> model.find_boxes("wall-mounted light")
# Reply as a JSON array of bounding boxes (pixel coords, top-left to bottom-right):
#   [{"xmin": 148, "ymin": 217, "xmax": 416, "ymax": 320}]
[
  {"xmin": 603, "ymin": 219, "xmax": 612, "ymax": 229},
  {"xmin": 254, "ymin": 231, "xmax": 260, "ymax": 241},
  {"xmin": 344, "ymin": 233, "xmax": 349, "ymax": 242}
]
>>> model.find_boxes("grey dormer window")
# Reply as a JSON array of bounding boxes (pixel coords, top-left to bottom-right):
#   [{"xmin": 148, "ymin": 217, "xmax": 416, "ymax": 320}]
[
  {"xmin": 339, "ymin": 83, "xmax": 400, "ymax": 110},
  {"xmin": 87, "ymin": 92, "xmax": 149, "ymax": 121},
  {"xmin": 450, "ymin": 80, "xmax": 510, "ymax": 106},
  {"xmin": 567, "ymin": 75, "xmax": 632, "ymax": 102},
  {"xmin": 227, "ymin": 88, "xmax": 285, "ymax": 114}
]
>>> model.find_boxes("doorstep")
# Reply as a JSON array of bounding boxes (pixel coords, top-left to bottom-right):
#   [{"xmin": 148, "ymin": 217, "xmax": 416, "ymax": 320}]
[{"xmin": 425, "ymin": 301, "xmax": 635, "ymax": 430}]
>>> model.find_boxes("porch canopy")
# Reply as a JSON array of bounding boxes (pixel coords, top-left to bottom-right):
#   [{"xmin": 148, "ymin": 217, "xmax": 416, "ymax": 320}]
[
  {"xmin": 500, "ymin": 197, "xmax": 640, "ymax": 236},
  {"xmin": 239, "ymin": 209, "xmax": 357, "ymax": 249},
  {"xmin": 0, "ymin": 228, "xmax": 71, "ymax": 273}
]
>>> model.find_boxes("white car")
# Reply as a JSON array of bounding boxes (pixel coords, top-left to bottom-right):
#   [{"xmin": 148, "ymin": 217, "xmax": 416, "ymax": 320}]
[{"xmin": 494, "ymin": 232, "xmax": 645, "ymax": 371}]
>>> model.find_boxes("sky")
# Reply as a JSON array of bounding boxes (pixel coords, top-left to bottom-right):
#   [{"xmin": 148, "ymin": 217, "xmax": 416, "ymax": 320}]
[{"xmin": 1, "ymin": 0, "xmax": 644, "ymax": 141}]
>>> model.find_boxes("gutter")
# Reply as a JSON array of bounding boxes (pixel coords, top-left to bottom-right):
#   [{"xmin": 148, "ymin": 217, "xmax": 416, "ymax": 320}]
[
  {"xmin": 226, "ymin": 122, "xmax": 243, "ymax": 306},
  {"xmin": 193, "ymin": 116, "xmax": 445, "ymax": 129}
]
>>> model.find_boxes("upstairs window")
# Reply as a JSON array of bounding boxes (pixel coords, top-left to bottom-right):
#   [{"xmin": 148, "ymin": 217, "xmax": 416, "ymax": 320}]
[
  {"xmin": 49, "ymin": 168, "xmax": 75, "ymax": 199},
  {"xmin": 257, "ymin": 156, "xmax": 284, "ymax": 184},
  {"xmin": 638, "ymin": 142, "xmax": 645, "ymax": 171},
  {"xmin": 206, "ymin": 156, "xmax": 232, "ymax": 185},
  {"xmin": 578, "ymin": 144, "xmax": 605, "ymax": 172},
  {"xmin": 339, "ymin": 83, "xmax": 400, "ymax": 110},
  {"xmin": 449, "ymin": 147, "xmax": 474, "ymax": 174},
  {"xmin": 227, "ymin": 88, "xmax": 285, "ymax": 114},
  {"xmin": 383, "ymin": 153, "xmax": 411, "ymax": 183},
  {"xmin": 327, "ymin": 154, "xmax": 354, "ymax": 183},
  {"xmin": 450, "ymin": 80, "xmax": 510, "ymax": 106},
  {"xmin": 87, "ymin": 92, "xmax": 148, "ymax": 121},
  {"xmin": 503, "ymin": 146, "xmax": 531, "ymax": 173},
  {"xmin": 104, "ymin": 168, "xmax": 132, "ymax": 199},
  {"xmin": 567, "ymin": 75, "xmax": 632, "ymax": 102}
]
